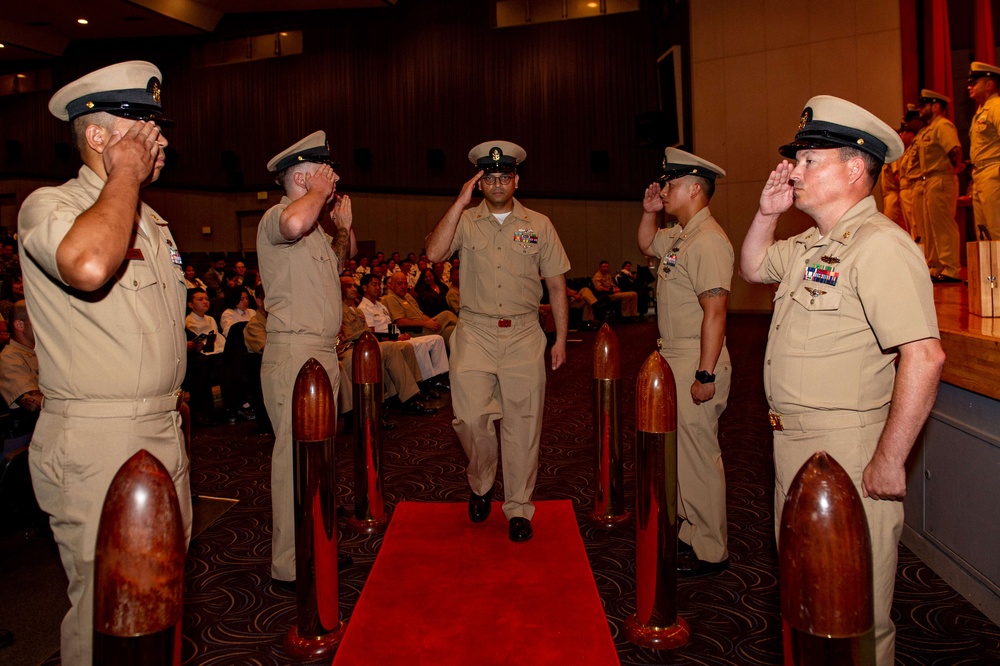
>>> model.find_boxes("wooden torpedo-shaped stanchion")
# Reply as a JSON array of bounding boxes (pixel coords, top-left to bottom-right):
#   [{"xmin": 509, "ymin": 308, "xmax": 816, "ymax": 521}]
[
  {"xmin": 347, "ymin": 331, "xmax": 390, "ymax": 534},
  {"xmin": 588, "ymin": 323, "xmax": 630, "ymax": 528}
]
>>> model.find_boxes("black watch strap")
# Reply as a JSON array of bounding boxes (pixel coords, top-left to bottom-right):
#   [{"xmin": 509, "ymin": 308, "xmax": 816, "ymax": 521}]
[{"xmin": 695, "ymin": 370, "xmax": 716, "ymax": 384}]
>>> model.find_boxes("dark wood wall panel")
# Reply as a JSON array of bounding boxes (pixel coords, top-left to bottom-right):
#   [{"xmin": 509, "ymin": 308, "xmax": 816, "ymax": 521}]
[{"xmin": 0, "ymin": 0, "xmax": 679, "ymax": 199}]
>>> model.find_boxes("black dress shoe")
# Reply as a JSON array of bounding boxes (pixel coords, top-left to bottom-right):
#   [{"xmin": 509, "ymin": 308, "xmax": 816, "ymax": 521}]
[
  {"xmin": 417, "ymin": 389, "xmax": 441, "ymax": 401},
  {"xmin": 401, "ymin": 400, "xmax": 437, "ymax": 415},
  {"xmin": 468, "ymin": 490, "xmax": 492, "ymax": 523},
  {"xmin": 431, "ymin": 376, "xmax": 451, "ymax": 391},
  {"xmin": 508, "ymin": 517, "xmax": 533, "ymax": 542},
  {"xmin": 932, "ymin": 274, "xmax": 962, "ymax": 284},
  {"xmin": 677, "ymin": 550, "xmax": 729, "ymax": 578}
]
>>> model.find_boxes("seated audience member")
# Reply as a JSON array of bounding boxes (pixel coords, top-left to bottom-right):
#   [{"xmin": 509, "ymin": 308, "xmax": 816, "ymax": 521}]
[
  {"xmin": 568, "ymin": 284, "xmax": 599, "ymax": 330},
  {"xmin": 382, "ymin": 270, "xmax": 457, "ymax": 349},
  {"xmin": 614, "ymin": 260, "xmax": 650, "ymax": 316},
  {"xmin": 242, "ymin": 286, "xmax": 271, "ymax": 434},
  {"xmin": 184, "ymin": 264, "xmax": 208, "ymax": 290},
  {"xmin": 592, "ymin": 259, "xmax": 639, "ymax": 320},
  {"xmin": 244, "ymin": 285, "xmax": 268, "ymax": 354},
  {"xmin": 185, "ymin": 288, "xmax": 225, "ymax": 425},
  {"xmin": 232, "ymin": 260, "xmax": 247, "ymax": 286},
  {"xmin": 357, "ymin": 274, "xmax": 449, "ymax": 389},
  {"xmin": 0, "ymin": 321, "xmax": 9, "ymax": 352},
  {"xmin": 243, "ymin": 269, "xmax": 262, "ymax": 298},
  {"xmin": 220, "ymin": 286, "xmax": 256, "ymax": 338},
  {"xmin": 203, "ymin": 254, "xmax": 227, "ymax": 297},
  {"xmin": 339, "ymin": 277, "xmax": 435, "ymax": 416},
  {"xmin": 415, "ymin": 268, "xmax": 450, "ymax": 317},
  {"xmin": 0, "ymin": 273, "xmax": 25, "ymax": 323},
  {"xmin": 0, "ymin": 301, "xmax": 42, "ymax": 433},
  {"xmin": 445, "ymin": 267, "xmax": 461, "ymax": 314}
]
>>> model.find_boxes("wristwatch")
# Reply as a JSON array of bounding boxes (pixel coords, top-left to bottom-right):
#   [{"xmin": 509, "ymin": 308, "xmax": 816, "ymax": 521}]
[{"xmin": 695, "ymin": 370, "xmax": 716, "ymax": 384}]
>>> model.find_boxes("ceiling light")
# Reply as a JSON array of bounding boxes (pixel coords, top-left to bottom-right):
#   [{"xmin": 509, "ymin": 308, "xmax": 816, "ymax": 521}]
[
  {"xmin": 77, "ymin": 18, "xmax": 89, "ymax": 25},
  {"xmin": 587, "ymin": 1, "xmax": 598, "ymax": 7}
]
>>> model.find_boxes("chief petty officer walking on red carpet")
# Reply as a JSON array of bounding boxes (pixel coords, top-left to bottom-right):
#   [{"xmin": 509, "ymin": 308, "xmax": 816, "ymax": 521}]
[{"xmin": 426, "ymin": 141, "xmax": 570, "ymax": 543}]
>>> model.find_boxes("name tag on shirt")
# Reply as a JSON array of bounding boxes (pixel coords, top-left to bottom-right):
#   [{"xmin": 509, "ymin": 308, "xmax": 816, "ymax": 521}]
[{"xmin": 125, "ymin": 248, "xmax": 145, "ymax": 261}]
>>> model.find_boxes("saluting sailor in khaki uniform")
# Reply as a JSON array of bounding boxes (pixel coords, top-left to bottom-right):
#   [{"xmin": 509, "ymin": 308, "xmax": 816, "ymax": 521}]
[
  {"xmin": 741, "ymin": 96, "xmax": 945, "ymax": 666},
  {"xmin": 968, "ymin": 62, "xmax": 1000, "ymax": 241},
  {"xmin": 426, "ymin": 141, "xmax": 570, "ymax": 543},
  {"xmin": 258, "ymin": 131, "xmax": 355, "ymax": 583},
  {"xmin": 915, "ymin": 89, "xmax": 964, "ymax": 282},
  {"xmin": 18, "ymin": 61, "xmax": 192, "ymax": 666},
  {"xmin": 638, "ymin": 147, "xmax": 733, "ymax": 577}
]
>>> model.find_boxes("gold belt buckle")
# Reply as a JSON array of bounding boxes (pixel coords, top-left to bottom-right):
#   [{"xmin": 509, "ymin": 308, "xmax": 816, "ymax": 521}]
[{"xmin": 768, "ymin": 412, "xmax": 783, "ymax": 432}]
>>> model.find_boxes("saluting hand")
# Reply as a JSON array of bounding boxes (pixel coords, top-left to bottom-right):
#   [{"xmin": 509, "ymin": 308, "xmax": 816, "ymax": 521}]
[
  {"xmin": 457, "ymin": 171, "xmax": 484, "ymax": 207},
  {"xmin": 642, "ymin": 182, "xmax": 664, "ymax": 213},
  {"xmin": 304, "ymin": 164, "xmax": 336, "ymax": 202},
  {"xmin": 103, "ymin": 120, "xmax": 161, "ymax": 185},
  {"xmin": 759, "ymin": 160, "xmax": 795, "ymax": 216},
  {"xmin": 332, "ymin": 194, "xmax": 352, "ymax": 230}
]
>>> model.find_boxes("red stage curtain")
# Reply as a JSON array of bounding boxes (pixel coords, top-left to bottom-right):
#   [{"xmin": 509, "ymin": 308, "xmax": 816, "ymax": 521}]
[
  {"xmin": 925, "ymin": 0, "xmax": 955, "ymax": 121},
  {"xmin": 976, "ymin": 0, "xmax": 996, "ymax": 64}
]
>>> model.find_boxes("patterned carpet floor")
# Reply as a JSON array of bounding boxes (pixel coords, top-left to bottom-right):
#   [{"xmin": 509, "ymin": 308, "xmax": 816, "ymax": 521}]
[{"xmin": 36, "ymin": 314, "xmax": 1000, "ymax": 664}]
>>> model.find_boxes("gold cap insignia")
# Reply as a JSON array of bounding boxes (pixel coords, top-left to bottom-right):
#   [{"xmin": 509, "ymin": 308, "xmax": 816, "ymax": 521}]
[
  {"xmin": 798, "ymin": 107, "xmax": 812, "ymax": 130},
  {"xmin": 151, "ymin": 81, "xmax": 161, "ymax": 103},
  {"xmin": 85, "ymin": 101, "xmax": 95, "ymax": 109}
]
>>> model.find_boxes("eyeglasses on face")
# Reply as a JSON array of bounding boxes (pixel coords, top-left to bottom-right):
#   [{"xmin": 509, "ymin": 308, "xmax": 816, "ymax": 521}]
[{"xmin": 482, "ymin": 174, "xmax": 514, "ymax": 185}]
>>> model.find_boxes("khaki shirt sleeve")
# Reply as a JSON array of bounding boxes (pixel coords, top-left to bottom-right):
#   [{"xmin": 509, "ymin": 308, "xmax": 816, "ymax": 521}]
[
  {"xmin": 259, "ymin": 202, "xmax": 294, "ymax": 246},
  {"xmin": 759, "ymin": 237, "xmax": 799, "ymax": 285},
  {"xmin": 649, "ymin": 228, "xmax": 671, "ymax": 259},
  {"xmin": 538, "ymin": 224, "xmax": 571, "ymax": 278},
  {"xmin": 18, "ymin": 188, "xmax": 78, "ymax": 285},
  {"xmin": 688, "ymin": 233, "xmax": 734, "ymax": 295},
  {"xmin": 449, "ymin": 210, "xmax": 470, "ymax": 257},
  {"xmin": 856, "ymin": 229, "xmax": 939, "ymax": 349},
  {"xmin": 937, "ymin": 120, "xmax": 961, "ymax": 155}
]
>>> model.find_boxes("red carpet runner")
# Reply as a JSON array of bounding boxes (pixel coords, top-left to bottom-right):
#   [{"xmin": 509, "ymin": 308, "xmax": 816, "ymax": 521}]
[{"xmin": 333, "ymin": 499, "xmax": 619, "ymax": 665}]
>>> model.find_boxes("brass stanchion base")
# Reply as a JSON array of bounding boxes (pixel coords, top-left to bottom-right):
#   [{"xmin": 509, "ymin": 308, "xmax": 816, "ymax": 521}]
[
  {"xmin": 586, "ymin": 511, "xmax": 631, "ymax": 529},
  {"xmin": 284, "ymin": 621, "xmax": 347, "ymax": 660},
  {"xmin": 346, "ymin": 515, "xmax": 390, "ymax": 534},
  {"xmin": 625, "ymin": 613, "xmax": 690, "ymax": 650}
]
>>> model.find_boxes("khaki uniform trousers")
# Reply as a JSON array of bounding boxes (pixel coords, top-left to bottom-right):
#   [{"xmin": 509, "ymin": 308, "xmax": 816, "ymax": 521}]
[
  {"xmin": 660, "ymin": 345, "xmax": 731, "ymax": 563},
  {"xmin": 607, "ymin": 291, "xmax": 639, "ymax": 317},
  {"xmin": 569, "ymin": 287, "xmax": 598, "ymax": 321},
  {"xmin": 973, "ymin": 163, "xmax": 1000, "ymax": 242},
  {"xmin": 420, "ymin": 311, "xmax": 457, "ymax": 350},
  {"xmin": 900, "ymin": 179, "xmax": 923, "ymax": 243},
  {"xmin": 261, "ymin": 336, "xmax": 340, "ymax": 581},
  {"xmin": 29, "ymin": 401, "xmax": 192, "ymax": 666},
  {"xmin": 921, "ymin": 172, "xmax": 961, "ymax": 278},
  {"xmin": 337, "ymin": 340, "xmax": 423, "ymax": 413},
  {"xmin": 772, "ymin": 408, "xmax": 900, "ymax": 666},
  {"xmin": 451, "ymin": 311, "xmax": 546, "ymax": 521}
]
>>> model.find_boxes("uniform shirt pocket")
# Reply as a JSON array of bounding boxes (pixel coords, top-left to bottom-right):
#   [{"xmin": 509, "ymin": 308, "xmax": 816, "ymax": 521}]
[
  {"xmin": 507, "ymin": 238, "xmax": 540, "ymax": 277},
  {"xmin": 788, "ymin": 286, "xmax": 843, "ymax": 350},
  {"xmin": 116, "ymin": 260, "xmax": 163, "ymax": 334}
]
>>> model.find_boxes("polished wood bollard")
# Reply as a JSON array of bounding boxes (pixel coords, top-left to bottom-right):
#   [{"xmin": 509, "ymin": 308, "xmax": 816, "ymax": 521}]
[
  {"xmin": 780, "ymin": 451, "xmax": 875, "ymax": 665},
  {"xmin": 93, "ymin": 450, "xmax": 185, "ymax": 665},
  {"xmin": 348, "ymin": 331, "xmax": 390, "ymax": 534},
  {"xmin": 284, "ymin": 358, "xmax": 347, "ymax": 659},
  {"xmin": 588, "ymin": 323, "xmax": 630, "ymax": 528},
  {"xmin": 625, "ymin": 352, "xmax": 690, "ymax": 649}
]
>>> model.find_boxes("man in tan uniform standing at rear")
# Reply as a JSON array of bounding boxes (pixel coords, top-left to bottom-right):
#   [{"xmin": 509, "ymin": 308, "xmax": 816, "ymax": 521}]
[
  {"xmin": 19, "ymin": 61, "xmax": 191, "ymax": 665},
  {"xmin": 426, "ymin": 141, "xmax": 570, "ymax": 542},
  {"xmin": 915, "ymin": 89, "xmax": 963, "ymax": 282},
  {"xmin": 968, "ymin": 62, "xmax": 1000, "ymax": 241},
  {"xmin": 258, "ymin": 131, "xmax": 355, "ymax": 583},
  {"xmin": 638, "ymin": 147, "xmax": 733, "ymax": 577},
  {"xmin": 740, "ymin": 95, "xmax": 945, "ymax": 665}
]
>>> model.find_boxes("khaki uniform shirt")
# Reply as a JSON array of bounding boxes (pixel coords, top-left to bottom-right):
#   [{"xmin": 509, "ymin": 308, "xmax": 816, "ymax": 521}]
[
  {"xmin": 0, "ymin": 340, "xmax": 38, "ymax": 407},
  {"xmin": 340, "ymin": 303, "xmax": 371, "ymax": 343},
  {"xmin": 382, "ymin": 290, "xmax": 429, "ymax": 323},
  {"xmin": 448, "ymin": 199, "xmax": 570, "ymax": 316},
  {"xmin": 650, "ymin": 207, "xmax": 733, "ymax": 345},
  {"xmin": 257, "ymin": 196, "xmax": 342, "ymax": 341},
  {"xmin": 592, "ymin": 272, "xmax": 615, "ymax": 293},
  {"xmin": 916, "ymin": 115, "xmax": 960, "ymax": 175},
  {"xmin": 758, "ymin": 196, "xmax": 938, "ymax": 415},
  {"xmin": 898, "ymin": 143, "xmax": 922, "ymax": 186},
  {"xmin": 971, "ymin": 93, "xmax": 1000, "ymax": 166},
  {"xmin": 18, "ymin": 165, "xmax": 187, "ymax": 400},
  {"xmin": 243, "ymin": 310, "xmax": 267, "ymax": 353}
]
